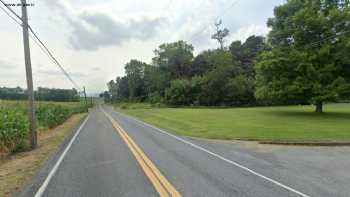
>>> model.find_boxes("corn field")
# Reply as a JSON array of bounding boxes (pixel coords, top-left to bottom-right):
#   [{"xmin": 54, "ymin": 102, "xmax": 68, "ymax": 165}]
[{"xmin": 0, "ymin": 100, "xmax": 89, "ymax": 154}]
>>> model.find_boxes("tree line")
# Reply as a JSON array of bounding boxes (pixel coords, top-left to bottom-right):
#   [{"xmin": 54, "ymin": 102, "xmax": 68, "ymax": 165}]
[
  {"xmin": 103, "ymin": 0, "xmax": 350, "ymax": 112},
  {"xmin": 0, "ymin": 87, "xmax": 80, "ymax": 102}
]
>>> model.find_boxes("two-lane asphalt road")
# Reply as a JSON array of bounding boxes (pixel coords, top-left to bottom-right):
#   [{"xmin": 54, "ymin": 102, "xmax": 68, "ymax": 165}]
[{"xmin": 20, "ymin": 106, "xmax": 350, "ymax": 197}]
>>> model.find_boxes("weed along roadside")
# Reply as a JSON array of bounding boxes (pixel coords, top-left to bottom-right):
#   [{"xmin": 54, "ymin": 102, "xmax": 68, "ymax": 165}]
[{"xmin": 0, "ymin": 113, "xmax": 87, "ymax": 197}]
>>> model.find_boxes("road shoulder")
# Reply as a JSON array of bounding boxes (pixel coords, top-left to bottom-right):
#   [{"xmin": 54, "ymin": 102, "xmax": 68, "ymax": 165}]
[
  {"xmin": 110, "ymin": 107, "xmax": 350, "ymax": 197},
  {"xmin": 0, "ymin": 113, "xmax": 87, "ymax": 197}
]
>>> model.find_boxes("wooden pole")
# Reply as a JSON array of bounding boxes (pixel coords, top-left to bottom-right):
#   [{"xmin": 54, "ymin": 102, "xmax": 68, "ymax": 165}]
[
  {"xmin": 21, "ymin": 0, "xmax": 37, "ymax": 149},
  {"xmin": 83, "ymin": 87, "xmax": 87, "ymax": 110}
]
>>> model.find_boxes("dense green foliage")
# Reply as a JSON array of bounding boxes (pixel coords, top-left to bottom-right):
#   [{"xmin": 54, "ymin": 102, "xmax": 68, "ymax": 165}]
[
  {"xmin": 0, "ymin": 87, "xmax": 80, "ymax": 102},
  {"xmin": 117, "ymin": 103, "xmax": 350, "ymax": 142},
  {"xmin": 36, "ymin": 103, "xmax": 87, "ymax": 128},
  {"xmin": 105, "ymin": 36, "xmax": 266, "ymax": 106},
  {"xmin": 153, "ymin": 40, "xmax": 194, "ymax": 79},
  {"xmin": 104, "ymin": 0, "xmax": 350, "ymax": 111},
  {"xmin": 0, "ymin": 107, "xmax": 28, "ymax": 153},
  {"xmin": 0, "ymin": 100, "xmax": 88, "ymax": 154},
  {"xmin": 255, "ymin": 0, "xmax": 350, "ymax": 112}
]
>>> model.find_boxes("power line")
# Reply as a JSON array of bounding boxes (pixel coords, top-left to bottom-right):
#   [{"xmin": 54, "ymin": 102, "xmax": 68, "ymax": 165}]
[
  {"xmin": 29, "ymin": 33, "xmax": 50, "ymax": 58},
  {"xmin": 28, "ymin": 33, "xmax": 82, "ymax": 91},
  {"xmin": 28, "ymin": 26, "xmax": 81, "ymax": 91},
  {"xmin": 0, "ymin": 0, "xmax": 82, "ymax": 91},
  {"xmin": 0, "ymin": 0, "xmax": 22, "ymax": 20},
  {"xmin": 214, "ymin": 0, "xmax": 240, "ymax": 23},
  {"xmin": 0, "ymin": 3, "xmax": 22, "ymax": 26},
  {"xmin": 303, "ymin": 29, "xmax": 350, "ymax": 48},
  {"xmin": 190, "ymin": 0, "xmax": 349, "ymax": 50},
  {"xmin": 0, "ymin": 4, "xmax": 53, "ymax": 58},
  {"xmin": 190, "ymin": 0, "xmax": 240, "ymax": 40},
  {"xmin": 276, "ymin": 29, "xmax": 350, "ymax": 49},
  {"xmin": 0, "ymin": 5, "xmax": 72, "ymax": 83}
]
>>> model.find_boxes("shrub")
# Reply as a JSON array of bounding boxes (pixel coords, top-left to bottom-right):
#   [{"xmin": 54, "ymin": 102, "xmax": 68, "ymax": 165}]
[
  {"xmin": 165, "ymin": 79, "xmax": 193, "ymax": 105},
  {"xmin": 147, "ymin": 92, "xmax": 163, "ymax": 104}
]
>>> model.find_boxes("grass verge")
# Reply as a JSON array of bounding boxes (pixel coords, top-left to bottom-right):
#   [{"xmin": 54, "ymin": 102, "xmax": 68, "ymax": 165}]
[
  {"xmin": 0, "ymin": 113, "xmax": 86, "ymax": 197},
  {"xmin": 115, "ymin": 103, "xmax": 350, "ymax": 143}
]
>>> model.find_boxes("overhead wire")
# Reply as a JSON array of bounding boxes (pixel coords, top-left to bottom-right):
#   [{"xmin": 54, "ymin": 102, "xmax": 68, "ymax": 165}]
[
  {"xmin": 27, "ymin": 26, "xmax": 81, "ymax": 91},
  {"xmin": 0, "ymin": 3, "xmax": 22, "ymax": 26},
  {"xmin": 190, "ymin": 0, "xmax": 240, "ymax": 40},
  {"xmin": 302, "ymin": 29, "xmax": 350, "ymax": 48},
  {"xmin": 0, "ymin": 0, "xmax": 21, "ymax": 20},
  {"xmin": 1, "ymin": 0, "xmax": 349, "ymax": 85},
  {"xmin": 214, "ymin": 0, "xmax": 240, "ymax": 23},
  {"xmin": 0, "ymin": 0, "xmax": 82, "ymax": 92},
  {"xmin": 190, "ymin": 0, "xmax": 349, "ymax": 50}
]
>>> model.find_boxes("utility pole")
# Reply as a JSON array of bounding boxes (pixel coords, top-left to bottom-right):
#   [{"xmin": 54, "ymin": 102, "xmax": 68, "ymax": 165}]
[
  {"xmin": 83, "ymin": 87, "xmax": 87, "ymax": 110},
  {"xmin": 21, "ymin": 0, "xmax": 37, "ymax": 149}
]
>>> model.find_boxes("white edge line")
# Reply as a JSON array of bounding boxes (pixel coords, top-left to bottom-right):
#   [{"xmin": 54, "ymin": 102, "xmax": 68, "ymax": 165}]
[
  {"xmin": 110, "ymin": 109, "xmax": 311, "ymax": 197},
  {"xmin": 34, "ymin": 115, "xmax": 90, "ymax": 197}
]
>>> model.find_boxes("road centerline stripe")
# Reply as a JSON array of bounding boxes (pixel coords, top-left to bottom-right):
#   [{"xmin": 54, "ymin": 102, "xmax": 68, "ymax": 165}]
[
  {"xmin": 116, "ymin": 122, "xmax": 171, "ymax": 196},
  {"xmin": 102, "ymin": 109, "xmax": 182, "ymax": 197},
  {"xmin": 110, "ymin": 109, "xmax": 311, "ymax": 197}
]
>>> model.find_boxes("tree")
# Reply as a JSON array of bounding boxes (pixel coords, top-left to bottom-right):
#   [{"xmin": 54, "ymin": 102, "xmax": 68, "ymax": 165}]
[
  {"xmin": 0, "ymin": 87, "xmax": 26, "ymax": 100},
  {"xmin": 115, "ymin": 77, "xmax": 129, "ymax": 101},
  {"xmin": 224, "ymin": 75, "xmax": 255, "ymax": 105},
  {"xmin": 164, "ymin": 77, "xmax": 205, "ymax": 106},
  {"xmin": 100, "ymin": 91, "xmax": 111, "ymax": 103},
  {"xmin": 165, "ymin": 79, "xmax": 193, "ymax": 105},
  {"xmin": 36, "ymin": 87, "xmax": 79, "ymax": 102},
  {"xmin": 107, "ymin": 77, "xmax": 129, "ymax": 102},
  {"xmin": 107, "ymin": 80, "xmax": 118, "ymax": 102},
  {"xmin": 153, "ymin": 40, "xmax": 194, "ymax": 79},
  {"xmin": 230, "ymin": 35, "xmax": 268, "ymax": 78},
  {"xmin": 191, "ymin": 53, "xmax": 213, "ymax": 76},
  {"xmin": 211, "ymin": 20, "xmax": 229, "ymax": 50},
  {"xmin": 200, "ymin": 65, "xmax": 237, "ymax": 105},
  {"xmin": 124, "ymin": 59, "xmax": 146, "ymax": 100},
  {"xmin": 194, "ymin": 49, "xmax": 233, "ymax": 71},
  {"xmin": 255, "ymin": 0, "xmax": 350, "ymax": 112},
  {"xmin": 144, "ymin": 65, "xmax": 171, "ymax": 97},
  {"xmin": 0, "ymin": 87, "xmax": 79, "ymax": 102}
]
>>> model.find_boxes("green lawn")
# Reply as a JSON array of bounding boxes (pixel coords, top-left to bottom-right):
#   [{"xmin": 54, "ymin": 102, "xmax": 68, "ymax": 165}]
[{"xmin": 116, "ymin": 103, "xmax": 350, "ymax": 142}]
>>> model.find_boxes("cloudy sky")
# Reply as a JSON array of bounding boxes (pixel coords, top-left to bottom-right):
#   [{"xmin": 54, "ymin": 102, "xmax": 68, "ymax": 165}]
[{"xmin": 0, "ymin": 0, "xmax": 284, "ymax": 94}]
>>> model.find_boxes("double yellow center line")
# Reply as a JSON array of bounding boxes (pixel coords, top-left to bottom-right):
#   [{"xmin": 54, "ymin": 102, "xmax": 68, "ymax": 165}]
[{"xmin": 102, "ymin": 110, "xmax": 182, "ymax": 197}]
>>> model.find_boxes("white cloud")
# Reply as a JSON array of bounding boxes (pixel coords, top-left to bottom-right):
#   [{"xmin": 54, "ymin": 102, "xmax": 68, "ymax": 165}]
[
  {"xmin": 228, "ymin": 24, "xmax": 270, "ymax": 43},
  {"xmin": 69, "ymin": 13, "xmax": 167, "ymax": 51},
  {"xmin": 0, "ymin": 0, "xmax": 283, "ymax": 93}
]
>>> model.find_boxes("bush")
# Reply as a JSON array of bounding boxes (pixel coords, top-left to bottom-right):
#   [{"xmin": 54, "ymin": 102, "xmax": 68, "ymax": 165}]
[
  {"xmin": 165, "ymin": 79, "xmax": 193, "ymax": 105},
  {"xmin": 147, "ymin": 92, "xmax": 163, "ymax": 104},
  {"xmin": 224, "ymin": 75, "xmax": 255, "ymax": 105},
  {"xmin": 164, "ymin": 77, "xmax": 206, "ymax": 106}
]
